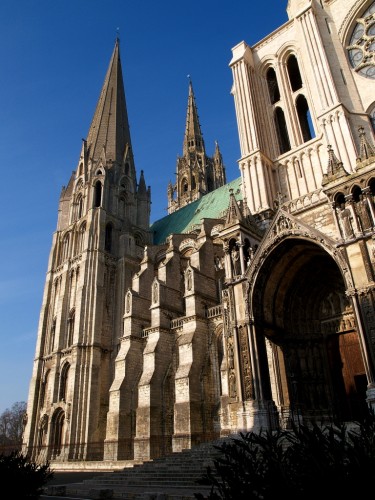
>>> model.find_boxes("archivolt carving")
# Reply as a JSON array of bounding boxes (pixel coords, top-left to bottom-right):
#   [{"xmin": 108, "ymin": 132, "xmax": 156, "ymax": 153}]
[
  {"xmin": 246, "ymin": 210, "xmax": 336, "ymax": 279},
  {"xmin": 244, "ymin": 210, "xmax": 354, "ymax": 311}
]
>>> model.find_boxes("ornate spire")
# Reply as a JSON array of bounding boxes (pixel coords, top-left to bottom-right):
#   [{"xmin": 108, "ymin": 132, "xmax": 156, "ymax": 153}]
[
  {"xmin": 357, "ymin": 126, "xmax": 375, "ymax": 166},
  {"xmin": 167, "ymin": 80, "xmax": 226, "ymax": 214},
  {"xmin": 225, "ymin": 189, "xmax": 244, "ymax": 226},
  {"xmin": 85, "ymin": 39, "xmax": 132, "ymax": 166},
  {"xmin": 322, "ymin": 145, "xmax": 349, "ymax": 186},
  {"xmin": 183, "ymin": 79, "xmax": 205, "ymax": 156}
]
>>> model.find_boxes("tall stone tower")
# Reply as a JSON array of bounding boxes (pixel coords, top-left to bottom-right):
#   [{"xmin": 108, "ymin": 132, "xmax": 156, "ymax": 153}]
[
  {"xmin": 23, "ymin": 39, "xmax": 151, "ymax": 461},
  {"xmin": 167, "ymin": 80, "xmax": 226, "ymax": 213}
]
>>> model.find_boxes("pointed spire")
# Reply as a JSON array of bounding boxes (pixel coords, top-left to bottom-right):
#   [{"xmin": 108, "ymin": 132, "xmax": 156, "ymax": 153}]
[
  {"xmin": 213, "ymin": 140, "xmax": 222, "ymax": 166},
  {"xmin": 137, "ymin": 170, "xmax": 147, "ymax": 195},
  {"xmin": 322, "ymin": 145, "xmax": 349, "ymax": 186},
  {"xmin": 357, "ymin": 126, "xmax": 375, "ymax": 166},
  {"xmin": 225, "ymin": 189, "xmax": 244, "ymax": 226},
  {"xmin": 85, "ymin": 39, "xmax": 132, "ymax": 166},
  {"xmin": 183, "ymin": 78, "xmax": 205, "ymax": 156}
]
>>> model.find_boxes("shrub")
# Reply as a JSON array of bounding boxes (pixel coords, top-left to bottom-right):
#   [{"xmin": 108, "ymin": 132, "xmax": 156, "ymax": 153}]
[
  {"xmin": 0, "ymin": 450, "xmax": 54, "ymax": 499},
  {"xmin": 195, "ymin": 409, "xmax": 375, "ymax": 499}
]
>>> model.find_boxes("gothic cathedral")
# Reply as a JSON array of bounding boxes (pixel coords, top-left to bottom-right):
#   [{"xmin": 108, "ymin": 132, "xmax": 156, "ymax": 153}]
[{"xmin": 23, "ymin": 0, "xmax": 375, "ymax": 465}]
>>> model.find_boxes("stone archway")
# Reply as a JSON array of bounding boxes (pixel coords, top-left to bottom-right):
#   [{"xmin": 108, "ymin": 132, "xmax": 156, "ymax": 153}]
[{"xmin": 252, "ymin": 238, "xmax": 367, "ymax": 425}]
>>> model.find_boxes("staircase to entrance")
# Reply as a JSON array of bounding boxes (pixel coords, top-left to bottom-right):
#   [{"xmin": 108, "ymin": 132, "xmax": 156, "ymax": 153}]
[{"xmin": 44, "ymin": 438, "xmax": 228, "ymax": 499}]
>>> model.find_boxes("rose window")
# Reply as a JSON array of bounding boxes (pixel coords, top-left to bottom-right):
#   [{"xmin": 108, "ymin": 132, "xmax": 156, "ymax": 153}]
[{"xmin": 347, "ymin": 2, "xmax": 375, "ymax": 79}]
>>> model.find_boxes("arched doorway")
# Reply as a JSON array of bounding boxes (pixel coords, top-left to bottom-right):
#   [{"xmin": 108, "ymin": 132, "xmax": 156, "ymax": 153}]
[{"xmin": 252, "ymin": 238, "xmax": 367, "ymax": 425}]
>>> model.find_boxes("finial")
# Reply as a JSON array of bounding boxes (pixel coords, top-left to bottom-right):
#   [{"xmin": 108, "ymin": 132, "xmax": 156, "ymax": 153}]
[
  {"xmin": 357, "ymin": 125, "xmax": 375, "ymax": 163},
  {"xmin": 116, "ymin": 27, "xmax": 120, "ymax": 41}
]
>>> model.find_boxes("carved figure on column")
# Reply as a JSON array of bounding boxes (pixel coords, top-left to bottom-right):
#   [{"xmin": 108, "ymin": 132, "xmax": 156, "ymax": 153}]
[
  {"xmin": 186, "ymin": 268, "xmax": 192, "ymax": 291},
  {"xmin": 125, "ymin": 291, "xmax": 131, "ymax": 314},
  {"xmin": 338, "ymin": 204, "xmax": 355, "ymax": 239},
  {"xmin": 214, "ymin": 254, "xmax": 223, "ymax": 270},
  {"xmin": 152, "ymin": 281, "xmax": 158, "ymax": 303},
  {"xmin": 227, "ymin": 337, "xmax": 234, "ymax": 370},
  {"xmin": 356, "ymin": 195, "xmax": 372, "ymax": 231},
  {"xmin": 229, "ymin": 370, "xmax": 237, "ymax": 398},
  {"xmin": 231, "ymin": 245, "xmax": 241, "ymax": 276},
  {"xmin": 247, "ymin": 247, "xmax": 254, "ymax": 267}
]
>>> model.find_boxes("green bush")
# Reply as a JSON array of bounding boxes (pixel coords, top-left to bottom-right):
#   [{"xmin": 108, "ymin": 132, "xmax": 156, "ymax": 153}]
[
  {"xmin": 195, "ymin": 409, "xmax": 375, "ymax": 499},
  {"xmin": 0, "ymin": 450, "xmax": 54, "ymax": 499}
]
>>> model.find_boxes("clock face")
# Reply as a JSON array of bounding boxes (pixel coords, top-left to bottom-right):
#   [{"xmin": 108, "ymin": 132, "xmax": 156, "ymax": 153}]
[{"xmin": 347, "ymin": 1, "xmax": 375, "ymax": 79}]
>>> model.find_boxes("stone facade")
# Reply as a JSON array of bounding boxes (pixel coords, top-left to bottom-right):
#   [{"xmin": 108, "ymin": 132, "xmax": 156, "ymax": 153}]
[{"xmin": 23, "ymin": 0, "xmax": 375, "ymax": 465}]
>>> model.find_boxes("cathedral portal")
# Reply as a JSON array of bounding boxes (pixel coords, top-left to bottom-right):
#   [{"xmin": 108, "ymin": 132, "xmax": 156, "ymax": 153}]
[{"xmin": 251, "ymin": 238, "xmax": 367, "ymax": 425}]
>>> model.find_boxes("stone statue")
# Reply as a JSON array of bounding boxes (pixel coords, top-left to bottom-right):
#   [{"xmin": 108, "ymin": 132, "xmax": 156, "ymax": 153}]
[
  {"xmin": 339, "ymin": 205, "xmax": 354, "ymax": 239},
  {"xmin": 356, "ymin": 195, "xmax": 372, "ymax": 231},
  {"xmin": 231, "ymin": 246, "xmax": 240, "ymax": 275}
]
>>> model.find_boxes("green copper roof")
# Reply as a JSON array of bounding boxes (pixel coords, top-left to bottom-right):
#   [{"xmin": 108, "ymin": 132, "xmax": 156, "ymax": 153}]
[{"xmin": 151, "ymin": 177, "xmax": 242, "ymax": 244}]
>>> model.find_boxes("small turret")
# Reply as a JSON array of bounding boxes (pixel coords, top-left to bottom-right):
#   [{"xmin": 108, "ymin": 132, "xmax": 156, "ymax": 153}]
[{"xmin": 136, "ymin": 170, "xmax": 151, "ymax": 229}]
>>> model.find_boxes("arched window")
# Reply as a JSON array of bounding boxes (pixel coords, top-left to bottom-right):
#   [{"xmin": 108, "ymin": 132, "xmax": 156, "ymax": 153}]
[
  {"xmin": 369, "ymin": 178, "xmax": 375, "ymax": 196},
  {"xmin": 78, "ymin": 223, "xmax": 86, "ymax": 253},
  {"xmin": 334, "ymin": 192, "xmax": 346, "ymax": 209},
  {"xmin": 119, "ymin": 195, "xmax": 127, "ymax": 219},
  {"xmin": 275, "ymin": 107, "xmax": 291, "ymax": 154},
  {"xmin": 182, "ymin": 178, "xmax": 188, "ymax": 193},
  {"xmin": 38, "ymin": 414, "xmax": 48, "ymax": 451},
  {"xmin": 40, "ymin": 370, "xmax": 50, "ymax": 407},
  {"xmin": 266, "ymin": 67, "xmax": 280, "ymax": 104},
  {"xmin": 94, "ymin": 181, "xmax": 102, "ymax": 208},
  {"xmin": 287, "ymin": 55, "xmax": 303, "ymax": 91},
  {"xmin": 77, "ymin": 195, "xmax": 83, "ymax": 220},
  {"xmin": 351, "ymin": 185, "xmax": 362, "ymax": 202},
  {"xmin": 105, "ymin": 223, "xmax": 113, "ymax": 253},
  {"xmin": 59, "ymin": 363, "xmax": 70, "ymax": 401},
  {"xmin": 61, "ymin": 234, "xmax": 70, "ymax": 263},
  {"xmin": 134, "ymin": 232, "xmax": 143, "ymax": 246},
  {"xmin": 51, "ymin": 409, "xmax": 65, "ymax": 458},
  {"xmin": 296, "ymin": 94, "xmax": 315, "ymax": 142},
  {"xmin": 192, "ymin": 175, "xmax": 196, "ymax": 190},
  {"xmin": 49, "ymin": 318, "xmax": 56, "ymax": 353},
  {"xmin": 125, "ymin": 162, "xmax": 130, "ymax": 176},
  {"xmin": 67, "ymin": 310, "xmax": 75, "ymax": 346}
]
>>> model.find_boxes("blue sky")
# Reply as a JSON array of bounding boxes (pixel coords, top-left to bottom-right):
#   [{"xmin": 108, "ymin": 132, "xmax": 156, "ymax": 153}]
[{"xmin": 0, "ymin": 0, "xmax": 288, "ymax": 414}]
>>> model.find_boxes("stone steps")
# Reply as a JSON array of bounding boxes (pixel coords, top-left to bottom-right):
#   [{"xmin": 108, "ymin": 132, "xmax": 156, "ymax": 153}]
[{"xmin": 46, "ymin": 438, "xmax": 228, "ymax": 499}]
